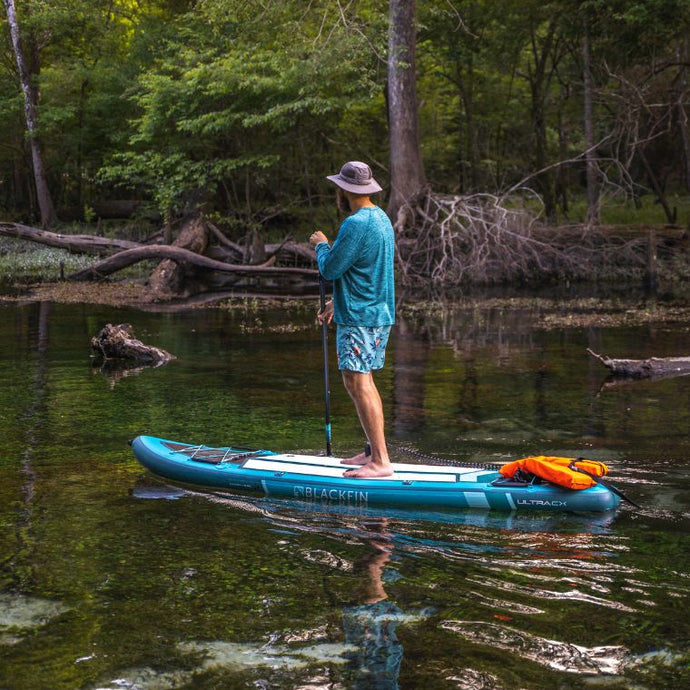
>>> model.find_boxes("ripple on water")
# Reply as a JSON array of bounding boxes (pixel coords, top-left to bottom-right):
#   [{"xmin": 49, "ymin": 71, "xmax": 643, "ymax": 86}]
[{"xmin": 442, "ymin": 620, "xmax": 629, "ymax": 675}]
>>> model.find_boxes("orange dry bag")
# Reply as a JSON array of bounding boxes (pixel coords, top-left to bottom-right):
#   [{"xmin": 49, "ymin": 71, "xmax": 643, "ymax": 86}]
[{"xmin": 499, "ymin": 455, "xmax": 610, "ymax": 490}]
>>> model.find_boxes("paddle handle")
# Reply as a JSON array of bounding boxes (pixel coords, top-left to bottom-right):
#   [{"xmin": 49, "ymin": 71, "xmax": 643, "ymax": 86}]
[{"xmin": 319, "ymin": 275, "xmax": 333, "ymax": 456}]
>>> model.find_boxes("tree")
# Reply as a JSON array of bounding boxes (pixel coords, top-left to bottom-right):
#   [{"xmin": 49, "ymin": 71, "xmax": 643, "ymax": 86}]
[
  {"xmin": 585, "ymin": 0, "xmax": 690, "ymax": 222},
  {"xmin": 387, "ymin": 0, "xmax": 426, "ymax": 224},
  {"xmin": 518, "ymin": 3, "xmax": 566, "ymax": 222},
  {"xmin": 4, "ymin": 0, "xmax": 690, "ymax": 237},
  {"xmin": 581, "ymin": 10, "xmax": 599, "ymax": 224},
  {"xmin": 2, "ymin": 0, "xmax": 56, "ymax": 226},
  {"xmin": 99, "ymin": 0, "xmax": 385, "ymax": 232}
]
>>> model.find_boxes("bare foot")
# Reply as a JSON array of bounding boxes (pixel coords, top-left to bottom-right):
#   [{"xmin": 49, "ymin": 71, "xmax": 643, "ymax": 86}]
[
  {"xmin": 340, "ymin": 450, "xmax": 370, "ymax": 466},
  {"xmin": 343, "ymin": 464, "xmax": 393, "ymax": 479}
]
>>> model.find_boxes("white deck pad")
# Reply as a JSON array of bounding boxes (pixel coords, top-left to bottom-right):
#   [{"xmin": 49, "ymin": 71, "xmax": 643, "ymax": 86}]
[
  {"xmin": 243, "ymin": 457, "xmax": 489, "ymax": 483},
  {"xmin": 266, "ymin": 453, "xmax": 497, "ymax": 479}
]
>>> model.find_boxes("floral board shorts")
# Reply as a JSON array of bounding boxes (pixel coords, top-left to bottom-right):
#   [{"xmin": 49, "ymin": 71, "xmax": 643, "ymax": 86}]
[{"xmin": 336, "ymin": 325, "xmax": 392, "ymax": 373}]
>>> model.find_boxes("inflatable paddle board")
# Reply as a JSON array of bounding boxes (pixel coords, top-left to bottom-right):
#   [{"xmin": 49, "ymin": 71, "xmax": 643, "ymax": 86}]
[{"xmin": 130, "ymin": 436, "xmax": 621, "ymax": 512}]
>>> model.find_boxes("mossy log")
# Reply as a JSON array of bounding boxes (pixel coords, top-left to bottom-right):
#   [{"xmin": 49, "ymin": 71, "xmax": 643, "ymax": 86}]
[{"xmin": 587, "ymin": 348, "xmax": 690, "ymax": 379}]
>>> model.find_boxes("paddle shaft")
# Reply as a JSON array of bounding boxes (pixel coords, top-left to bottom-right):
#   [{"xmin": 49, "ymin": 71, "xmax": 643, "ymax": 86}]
[{"xmin": 319, "ymin": 275, "xmax": 333, "ymax": 456}]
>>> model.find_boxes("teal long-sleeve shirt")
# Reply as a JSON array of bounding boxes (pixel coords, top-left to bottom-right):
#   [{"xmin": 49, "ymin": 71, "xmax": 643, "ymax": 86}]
[{"xmin": 315, "ymin": 206, "xmax": 395, "ymax": 327}]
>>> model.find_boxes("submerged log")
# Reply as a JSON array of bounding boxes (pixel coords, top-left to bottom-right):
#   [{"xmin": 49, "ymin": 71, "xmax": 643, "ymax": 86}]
[
  {"xmin": 91, "ymin": 324, "xmax": 175, "ymax": 366},
  {"xmin": 587, "ymin": 348, "xmax": 690, "ymax": 379}
]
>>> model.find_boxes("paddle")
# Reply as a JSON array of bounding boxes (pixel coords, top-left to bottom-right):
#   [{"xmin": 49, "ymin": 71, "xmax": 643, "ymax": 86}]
[{"xmin": 318, "ymin": 274, "xmax": 333, "ymax": 456}]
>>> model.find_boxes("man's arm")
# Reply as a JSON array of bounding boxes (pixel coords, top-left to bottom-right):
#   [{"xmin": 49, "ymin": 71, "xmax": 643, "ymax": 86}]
[{"xmin": 309, "ymin": 220, "xmax": 362, "ymax": 280}]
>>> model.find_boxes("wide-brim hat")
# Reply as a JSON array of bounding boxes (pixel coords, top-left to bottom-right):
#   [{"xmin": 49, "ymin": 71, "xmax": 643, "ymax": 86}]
[{"xmin": 326, "ymin": 161, "xmax": 383, "ymax": 195}]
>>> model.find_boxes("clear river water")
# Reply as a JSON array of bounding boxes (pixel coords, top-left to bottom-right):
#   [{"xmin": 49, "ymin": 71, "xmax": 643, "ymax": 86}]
[{"xmin": 0, "ymin": 293, "xmax": 688, "ymax": 689}]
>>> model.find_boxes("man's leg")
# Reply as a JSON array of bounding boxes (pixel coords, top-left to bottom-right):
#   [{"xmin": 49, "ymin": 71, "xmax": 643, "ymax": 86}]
[
  {"xmin": 341, "ymin": 370, "xmax": 393, "ymax": 478},
  {"xmin": 340, "ymin": 446, "xmax": 371, "ymax": 465}
]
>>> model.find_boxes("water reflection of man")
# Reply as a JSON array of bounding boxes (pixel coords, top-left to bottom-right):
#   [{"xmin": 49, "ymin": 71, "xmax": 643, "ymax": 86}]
[{"xmin": 342, "ymin": 518, "xmax": 403, "ymax": 689}]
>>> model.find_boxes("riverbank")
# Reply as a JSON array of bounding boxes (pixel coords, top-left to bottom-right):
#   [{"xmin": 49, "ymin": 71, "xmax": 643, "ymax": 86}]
[
  {"xmin": 4, "ymin": 279, "xmax": 690, "ymax": 331},
  {"xmin": 0, "ymin": 280, "xmax": 311, "ymax": 311}
]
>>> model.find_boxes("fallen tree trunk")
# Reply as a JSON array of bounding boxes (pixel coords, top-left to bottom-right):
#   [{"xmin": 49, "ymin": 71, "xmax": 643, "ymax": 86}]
[
  {"xmin": 68, "ymin": 244, "xmax": 318, "ymax": 281},
  {"xmin": 91, "ymin": 323, "xmax": 174, "ymax": 366},
  {"xmin": 0, "ymin": 222, "xmax": 140, "ymax": 253},
  {"xmin": 1, "ymin": 220, "xmax": 317, "ymax": 268},
  {"xmin": 3, "ymin": 219, "xmax": 319, "ymax": 296},
  {"xmin": 266, "ymin": 240, "xmax": 317, "ymax": 263},
  {"xmin": 587, "ymin": 348, "xmax": 690, "ymax": 379}
]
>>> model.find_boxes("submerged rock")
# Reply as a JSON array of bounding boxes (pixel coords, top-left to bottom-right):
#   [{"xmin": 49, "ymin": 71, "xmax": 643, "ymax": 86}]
[{"xmin": 0, "ymin": 592, "xmax": 69, "ymax": 645}]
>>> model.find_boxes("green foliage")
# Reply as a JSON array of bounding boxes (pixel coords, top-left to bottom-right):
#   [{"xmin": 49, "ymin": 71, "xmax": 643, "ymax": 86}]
[
  {"xmin": 98, "ymin": 0, "xmax": 387, "ymax": 225},
  {"xmin": 2, "ymin": 0, "xmax": 690, "ymax": 229}
]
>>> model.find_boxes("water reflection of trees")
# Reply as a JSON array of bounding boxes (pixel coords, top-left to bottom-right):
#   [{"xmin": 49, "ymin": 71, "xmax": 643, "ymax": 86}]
[
  {"xmin": 389, "ymin": 302, "xmax": 625, "ymax": 452},
  {"xmin": 389, "ymin": 299, "xmax": 690, "ymax": 463},
  {"xmin": 9, "ymin": 300, "xmax": 50, "ymax": 590},
  {"xmin": 390, "ymin": 305, "xmax": 541, "ymax": 450},
  {"xmin": 397, "ymin": 301, "xmax": 539, "ymax": 354}
]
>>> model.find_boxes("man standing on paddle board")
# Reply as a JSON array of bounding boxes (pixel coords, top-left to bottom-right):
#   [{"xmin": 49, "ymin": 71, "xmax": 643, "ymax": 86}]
[{"xmin": 309, "ymin": 161, "xmax": 395, "ymax": 478}]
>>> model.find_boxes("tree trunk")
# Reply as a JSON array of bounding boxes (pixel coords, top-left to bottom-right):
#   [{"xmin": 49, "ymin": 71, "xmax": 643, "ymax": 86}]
[
  {"xmin": 91, "ymin": 323, "xmax": 175, "ymax": 366},
  {"xmin": 67, "ymin": 244, "xmax": 318, "ymax": 282},
  {"xmin": 0, "ymin": 221, "xmax": 139, "ymax": 253},
  {"xmin": 588, "ymin": 349, "xmax": 690, "ymax": 380},
  {"xmin": 676, "ymin": 37, "xmax": 690, "ymax": 193},
  {"xmin": 532, "ymin": 93, "xmax": 556, "ymax": 220},
  {"xmin": 386, "ymin": 0, "xmax": 427, "ymax": 225},
  {"xmin": 148, "ymin": 215, "xmax": 209, "ymax": 297},
  {"xmin": 0, "ymin": 220, "xmax": 320, "ymax": 283},
  {"xmin": 639, "ymin": 149, "xmax": 676, "ymax": 224},
  {"xmin": 556, "ymin": 106, "xmax": 569, "ymax": 215},
  {"xmin": 3, "ymin": 0, "xmax": 56, "ymax": 227},
  {"xmin": 457, "ymin": 65, "xmax": 481, "ymax": 192},
  {"xmin": 582, "ymin": 15, "xmax": 600, "ymax": 225},
  {"xmin": 528, "ymin": 20, "xmax": 557, "ymax": 221}
]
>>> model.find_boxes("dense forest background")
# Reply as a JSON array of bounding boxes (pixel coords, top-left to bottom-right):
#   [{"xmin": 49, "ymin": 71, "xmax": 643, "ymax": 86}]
[{"xmin": 2, "ymin": 1, "xmax": 690, "ymax": 245}]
